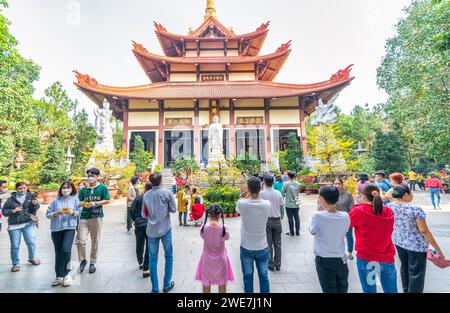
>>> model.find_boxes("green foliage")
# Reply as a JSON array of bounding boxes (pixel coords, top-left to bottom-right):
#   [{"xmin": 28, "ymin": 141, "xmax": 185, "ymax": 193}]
[
  {"xmin": 234, "ymin": 152, "xmax": 262, "ymax": 175},
  {"xmin": 112, "ymin": 117, "xmax": 123, "ymax": 154},
  {"xmin": 372, "ymin": 130, "xmax": 408, "ymax": 175},
  {"xmin": 130, "ymin": 135, "xmax": 154, "ymax": 174},
  {"xmin": 284, "ymin": 132, "xmax": 303, "ymax": 173},
  {"xmin": 38, "ymin": 183, "xmax": 61, "ymax": 192},
  {"xmin": 377, "ymin": 0, "xmax": 450, "ymax": 163},
  {"xmin": 172, "ymin": 156, "xmax": 199, "ymax": 180},
  {"xmin": 153, "ymin": 164, "xmax": 162, "ymax": 173},
  {"xmin": 39, "ymin": 138, "xmax": 68, "ymax": 184},
  {"xmin": 204, "ymin": 159, "xmax": 242, "ymax": 187},
  {"xmin": 202, "ymin": 185, "xmax": 240, "ymax": 214}
]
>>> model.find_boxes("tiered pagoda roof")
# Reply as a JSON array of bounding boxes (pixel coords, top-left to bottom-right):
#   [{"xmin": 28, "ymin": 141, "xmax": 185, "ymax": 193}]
[{"xmin": 74, "ymin": 0, "xmax": 354, "ymax": 120}]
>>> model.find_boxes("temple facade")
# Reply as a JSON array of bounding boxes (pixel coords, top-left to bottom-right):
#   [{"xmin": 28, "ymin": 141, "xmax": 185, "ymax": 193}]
[{"xmin": 74, "ymin": 0, "xmax": 354, "ymax": 168}]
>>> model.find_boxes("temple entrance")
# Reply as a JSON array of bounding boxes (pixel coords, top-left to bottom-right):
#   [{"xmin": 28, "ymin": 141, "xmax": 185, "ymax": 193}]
[
  {"xmin": 272, "ymin": 129, "xmax": 300, "ymax": 152},
  {"xmin": 164, "ymin": 130, "xmax": 194, "ymax": 168},
  {"xmin": 200, "ymin": 129, "xmax": 230, "ymax": 164},
  {"xmin": 236, "ymin": 129, "xmax": 266, "ymax": 162},
  {"xmin": 129, "ymin": 131, "xmax": 156, "ymax": 155}
]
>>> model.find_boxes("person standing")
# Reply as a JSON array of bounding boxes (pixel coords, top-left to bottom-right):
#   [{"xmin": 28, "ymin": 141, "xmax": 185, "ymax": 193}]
[
  {"xmin": 388, "ymin": 185, "xmax": 446, "ymax": 293},
  {"xmin": 417, "ymin": 173, "xmax": 425, "ymax": 191},
  {"xmin": 273, "ymin": 175, "xmax": 284, "ymax": 197},
  {"xmin": 236, "ymin": 176, "xmax": 271, "ymax": 293},
  {"xmin": 382, "ymin": 173, "xmax": 405, "ymax": 203},
  {"xmin": 374, "ymin": 170, "xmax": 392, "ymax": 205},
  {"xmin": 171, "ymin": 174, "xmax": 177, "ymax": 194},
  {"xmin": 126, "ymin": 176, "xmax": 140, "ymax": 232},
  {"xmin": 176, "ymin": 185, "xmax": 190, "ymax": 226},
  {"xmin": 333, "ymin": 178, "xmax": 355, "ymax": 260},
  {"xmin": 350, "ymin": 183, "xmax": 397, "ymax": 293},
  {"xmin": 282, "ymin": 172, "xmax": 301, "ymax": 236},
  {"xmin": 77, "ymin": 168, "xmax": 110, "ymax": 274},
  {"xmin": 130, "ymin": 182, "xmax": 152, "ymax": 278},
  {"xmin": 310, "ymin": 186, "xmax": 350, "ymax": 293},
  {"xmin": 260, "ymin": 175, "xmax": 284, "ymax": 272},
  {"xmin": 195, "ymin": 204, "xmax": 234, "ymax": 293},
  {"xmin": 0, "ymin": 179, "xmax": 11, "ymax": 233},
  {"xmin": 425, "ymin": 174, "xmax": 444, "ymax": 209},
  {"xmin": 408, "ymin": 169, "xmax": 417, "ymax": 191},
  {"xmin": 46, "ymin": 180, "xmax": 81, "ymax": 287},
  {"xmin": 143, "ymin": 173, "xmax": 177, "ymax": 293},
  {"xmin": 2, "ymin": 181, "xmax": 41, "ymax": 272}
]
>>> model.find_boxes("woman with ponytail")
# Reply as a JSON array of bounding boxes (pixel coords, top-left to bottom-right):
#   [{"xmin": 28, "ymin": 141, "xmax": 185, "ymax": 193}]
[
  {"xmin": 349, "ymin": 183, "xmax": 397, "ymax": 293},
  {"xmin": 195, "ymin": 204, "xmax": 234, "ymax": 293}
]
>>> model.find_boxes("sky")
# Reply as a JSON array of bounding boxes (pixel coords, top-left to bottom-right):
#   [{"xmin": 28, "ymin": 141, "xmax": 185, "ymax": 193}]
[{"xmin": 5, "ymin": 0, "xmax": 412, "ymax": 119}]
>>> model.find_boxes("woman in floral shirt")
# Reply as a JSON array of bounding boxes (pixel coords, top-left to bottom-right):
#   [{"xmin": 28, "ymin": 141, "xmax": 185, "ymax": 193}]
[{"xmin": 388, "ymin": 185, "xmax": 446, "ymax": 293}]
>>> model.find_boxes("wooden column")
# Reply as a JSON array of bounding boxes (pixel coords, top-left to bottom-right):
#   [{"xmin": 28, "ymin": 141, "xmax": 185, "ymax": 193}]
[
  {"xmin": 193, "ymin": 100, "xmax": 201, "ymax": 164},
  {"xmin": 122, "ymin": 111, "xmax": 129, "ymax": 157},
  {"xmin": 299, "ymin": 98, "xmax": 308, "ymax": 155},
  {"xmin": 229, "ymin": 99, "xmax": 236, "ymax": 158},
  {"xmin": 264, "ymin": 98, "xmax": 271, "ymax": 163},
  {"xmin": 158, "ymin": 100, "xmax": 165, "ymax": 166}
]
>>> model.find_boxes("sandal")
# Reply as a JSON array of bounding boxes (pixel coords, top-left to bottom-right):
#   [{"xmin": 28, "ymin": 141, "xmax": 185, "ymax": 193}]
[
  {"xmin": 11, "ymin": 265, "xmax": 20, "ymax": 272},
  {"xmin": 28, "ymin": 258, "xmax": 41, "ymax": 266}
]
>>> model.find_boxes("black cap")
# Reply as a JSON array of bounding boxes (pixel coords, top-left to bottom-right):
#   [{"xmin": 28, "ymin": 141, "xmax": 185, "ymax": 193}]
[
  {"xmin": 374, "ymin": 170, "xmax": 386, "ymax": 177},
  {"xmin": 86, "ymin": 168, "xmax": 100, "ymax": 176}
]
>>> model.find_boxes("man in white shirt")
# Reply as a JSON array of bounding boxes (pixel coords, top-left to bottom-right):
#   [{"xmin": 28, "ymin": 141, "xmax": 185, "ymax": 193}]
[
  {"xmin": 260, "ymin": 175, "xmax": 284, "ymax": 272},
  {"xmin": 236, "ymin": 176, "xmax": 271, "ymax": 293},
  {"xmin": 0, "ymin": 180, "xmax": 11, "ymax": 232},
  {"xmin": 309, "ymin": 186, "xmax": 350, "ymax": 293}
]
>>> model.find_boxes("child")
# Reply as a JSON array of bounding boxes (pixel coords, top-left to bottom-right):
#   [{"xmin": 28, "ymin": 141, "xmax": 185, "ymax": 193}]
[
  {"xmin": 176, "ymin": 185, "xmax": 190, "ymax": 226},
  {"xmin": 195, "ymin": 204, "xmax": 234, "ymax": 293}
]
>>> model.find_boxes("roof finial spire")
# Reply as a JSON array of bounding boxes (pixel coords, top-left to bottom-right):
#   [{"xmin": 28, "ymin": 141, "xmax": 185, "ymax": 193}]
[{"xmin": 204, "ymin": 0, "xmax": 216, "ymax": 20}]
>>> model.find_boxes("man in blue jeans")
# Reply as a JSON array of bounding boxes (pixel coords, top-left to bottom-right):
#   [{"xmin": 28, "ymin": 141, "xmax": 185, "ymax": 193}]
[
  {"xmin": 236, "ymin": 176, "xmax": 271, "ymax": 293},
  {"xmin": 143, "ymin": 173, "xmax": 177, "ymax": 293}
]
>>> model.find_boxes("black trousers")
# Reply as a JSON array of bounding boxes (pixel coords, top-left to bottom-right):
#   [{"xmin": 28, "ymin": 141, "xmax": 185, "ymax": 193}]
[
  {"xmin": 126, "ymin": 206, "xmax": 133, "ymax": 231},
  {"xmin": 409, "ymin": 180, "xmax": 417, "ymax": 191},
  {"xmin": 315, "ymin": 256, "xmax": 349, "ymax": 293},
  {"xmin": 51, "ymin": 229, "xmax": 76, "ymax": 278},
  {"xmin": 396, "ymin": 245, "xmax": 427, "ymax": 293},
  {"xmin": 266, "ymin": 219, "xmax": 282, "ymax": 268},
  {"xmin": 285, "ymin": 207, "xmax": 300, "ymax": 235},
  {"xmin": 135, "ymin": 225, "xmax": 149, "ymax": 271}
]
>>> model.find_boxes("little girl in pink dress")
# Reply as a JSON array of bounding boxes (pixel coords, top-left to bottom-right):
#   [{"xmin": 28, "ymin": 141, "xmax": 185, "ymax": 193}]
[{"xmin": 195, "ymin": 204, "xmax": 234, "ymax": 293}]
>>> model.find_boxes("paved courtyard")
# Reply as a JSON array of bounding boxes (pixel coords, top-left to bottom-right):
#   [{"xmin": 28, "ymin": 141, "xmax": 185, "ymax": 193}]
[{"xmin": 1, "ymin": 191, "xmax": 450, "ymax": 293}]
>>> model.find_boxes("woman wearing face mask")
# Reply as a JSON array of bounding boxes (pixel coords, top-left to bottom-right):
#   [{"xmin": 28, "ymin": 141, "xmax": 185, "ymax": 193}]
[
  {"xmin": 2, "ymin": 181, "xmax": 41, "ymax": 272},
  {"xmin": 46, "ymin": 180, "xmax": 81, "ymax": 287}
]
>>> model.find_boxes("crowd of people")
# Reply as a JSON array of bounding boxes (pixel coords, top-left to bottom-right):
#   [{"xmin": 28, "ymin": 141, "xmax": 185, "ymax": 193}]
[{"xmin": 0, "ymin": 166, "xmax": 448, "ymax": 293}]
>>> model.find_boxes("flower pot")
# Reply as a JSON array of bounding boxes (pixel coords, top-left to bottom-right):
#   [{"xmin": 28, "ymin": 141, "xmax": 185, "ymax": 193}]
[
  {"xmin": 305, "ymin": 189, "xmax": 312, "ymax": 195},
  {"xmin": 39, "ymin": 190, "xmax": 59, "ymax": 205},
  {"xmin": 233, "ymin": 213, "xmax": 240, "ymax": 217},
  {"xmin": 228, "ymin": 213, "xmax": 234, "ymax": 218}
]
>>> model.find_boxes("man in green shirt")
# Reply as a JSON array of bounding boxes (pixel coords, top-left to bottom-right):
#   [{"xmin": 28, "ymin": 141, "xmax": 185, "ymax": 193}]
[
  {"xmin": 282, "ymin": 172, "xmax": 301, "ymax": 236},
  {"xmin": 76, "ymin": 168, "xmax": 110, "ymax": 274}
]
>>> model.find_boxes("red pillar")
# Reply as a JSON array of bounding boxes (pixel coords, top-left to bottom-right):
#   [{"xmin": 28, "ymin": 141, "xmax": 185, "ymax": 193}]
[
  {"xmin": 122, "ymin": 111, "xmax": 129, "ymax": 157},
  {"xmin": 264, "ymin": 98, "xmax": 271, "ymax": 163},
  {"xmin": 158, "ymin": 100, "xmax": 165, "ymax": 167},
  {"xmin": 229, "ymin": 99, "xmax": 236, "ymax": 158},
  {"xmin": 194, "ymin": 100, "xmax": 201, "ymax": 164}
]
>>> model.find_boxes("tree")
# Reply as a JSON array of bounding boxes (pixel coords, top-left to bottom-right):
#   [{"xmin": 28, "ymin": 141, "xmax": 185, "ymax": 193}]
[
  {"xmin": 112, "ymin": 117, "xmax": 123, "ymax": 154},
  {"xmin": 129, "ymin": 135, "xmax": 154, "ymax": 174},
  {"xmin": 0, "ymin": 3, "xmax": 40, "ymax": 173},
  {"xmin": 39, "ymin": 138, "xmax": 68, "ymax": 184},
  {"xmin": 234, "ymin": 151, "xmax": 262, "ymax": 175},
  {"xmin": 71, "ymin": 109, "xmax": 96, "ymax": 174},
  {"xmin": 172, "ymin": 156, "xmax": 199, "ymax": 181},
  {"xmin": 372, "ymin": 130, "xmax": 407, "ymax": 175},
  {"xmin": 377, "ymin": 0, "xmax": 450, "ymax": 163},
  {"xmin": 284, "ymin": 132, "xmax": 303, "ymax": 173},
  {"xmin": 307, "ymin": 124, "xmax": 355, "ymax": 178}
]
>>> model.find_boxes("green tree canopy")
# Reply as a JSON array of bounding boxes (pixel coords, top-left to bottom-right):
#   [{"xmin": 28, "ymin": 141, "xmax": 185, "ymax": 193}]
[
  {"xmin": 372, "ymin": 130, "xmax": 408, "ymax": 175},
  {"xmin": 130, "ymin": 135, "xmax": 154, "ymax": 174},
  {"xmin": 377, "ymin": 0, "xmax": 450, "ymax": 163}
]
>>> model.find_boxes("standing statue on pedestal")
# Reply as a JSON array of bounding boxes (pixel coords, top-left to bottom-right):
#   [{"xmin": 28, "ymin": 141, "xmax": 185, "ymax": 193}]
[
  {"xmin": 88, "ymin": 99, "xmax": 115, "ymax": 165},
  {"xmin": 312, "ymin": 93, "xmax": 339, "ymax": 125},
  {"xmin": 208, "ymin": 115, "xmax": 224, "ymax": 163}
]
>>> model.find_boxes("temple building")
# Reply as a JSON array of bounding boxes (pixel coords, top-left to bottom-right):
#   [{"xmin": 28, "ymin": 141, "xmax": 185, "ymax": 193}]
[{"xmin": 74, "ymin": 0, "xmax": 354, "ymax": 168}]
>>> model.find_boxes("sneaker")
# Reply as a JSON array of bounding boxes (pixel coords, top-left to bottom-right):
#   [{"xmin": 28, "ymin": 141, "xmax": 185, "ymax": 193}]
[
  {"xmin": 52, "ymin": 277, "xmax": 63, "ymax": 287},
  {"xmin": 11, "ymin": 265, "xmax": 20, "ymax": 272},
  {"xmin": 142, "ymin": 270, "xmax": 150, "ymax": 279},
  {"xmin": 63, "ymin": 275, "xmax": 73, "ymax": 287},
  {"xmin": 79, "ymin": 259, "xmax": 87, "ymax": 273},
  {"xmin": 28, "ymin": 258, "xmax": 41, "ymax": 266},
  {"xmin": 139, "ymin": 264, "xmax": 144, "ymax": 270},
  {"xmin": 268, "ymin": 266, "xmax": 275, "ymax": 272},
  {"xmin": 163, "ymin": 281, "xmax": 175, "ymax": 293},
  {"xmin": 89, "ymin": 263, "xmax": 96, "ymax": 274},
  {"xmin": 285, "ymin": 232, "xmax": 294, "ymax": 236}
]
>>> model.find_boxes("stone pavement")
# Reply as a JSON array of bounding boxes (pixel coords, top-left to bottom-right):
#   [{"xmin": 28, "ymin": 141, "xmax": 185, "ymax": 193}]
[{"xmin": 0, "ymin": 190, "xmax": 449, "ymax": 293}]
